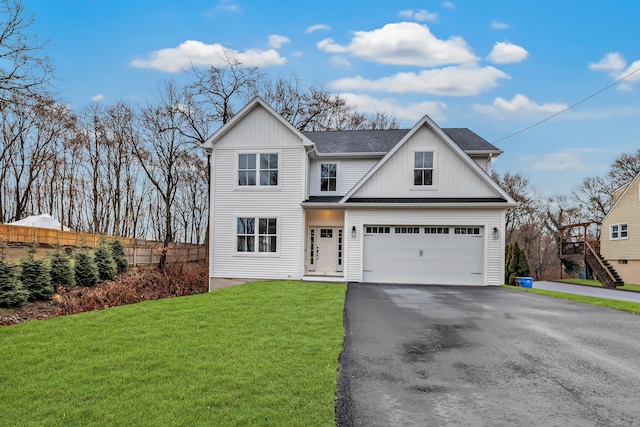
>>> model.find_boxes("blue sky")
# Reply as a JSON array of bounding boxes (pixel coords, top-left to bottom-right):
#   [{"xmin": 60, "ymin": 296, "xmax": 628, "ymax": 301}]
[{"xmin": 29, "ymin": 0, "xmax": 640, "ymax": 197}]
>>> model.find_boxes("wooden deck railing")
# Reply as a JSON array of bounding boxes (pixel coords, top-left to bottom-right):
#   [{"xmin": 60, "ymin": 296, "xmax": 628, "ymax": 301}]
[{"xmin": 0, "ymin": 223, "xmax": 205, "ymax": 266}]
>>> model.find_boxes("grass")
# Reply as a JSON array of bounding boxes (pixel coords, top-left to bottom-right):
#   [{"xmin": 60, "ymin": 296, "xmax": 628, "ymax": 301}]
[
  {"xmin": 556, "ymin": 278, "xmax": 640, "ymax": 292},
  {"xmin": 0, "ymin": 281, "xmax": 346, "ymax": 426},
  {"xmin": 502, "ymin": 285, "xmax": 640, "ymax": 314}
]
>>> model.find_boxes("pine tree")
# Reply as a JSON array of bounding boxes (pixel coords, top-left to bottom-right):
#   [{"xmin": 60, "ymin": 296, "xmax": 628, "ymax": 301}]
[
  {"xmin": 110, "ymin": 239, "xmax": 128, "ymax": 275},
  {"xmin": 94, "ymin": 239, "xmax": 116, "ymax": 281},
  {"xmin": 20, "ymin": 244, "xmax": 53, "ymax": 301},
  {"xmin": 516, "ymin": 244, "xmax": 531, "ymax": 278},
  {"xmin": 50, "ymin": 247, "xmax": 75, "ymax": 290},
  {"xmin": 504, "ymin": 243, "xmax": 514, "ymax": 284},
  {"xmin": 74, "ymin": 251, "xmax": 99, "ymax": 287},
  {"xmin": 0, "ymin": 260, "xmax": 28, "ymax": 307}
]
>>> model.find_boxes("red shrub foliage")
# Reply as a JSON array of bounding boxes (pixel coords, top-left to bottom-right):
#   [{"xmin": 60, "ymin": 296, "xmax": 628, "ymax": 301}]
[{"xmin": 0, "ymin": 262, "xmax": 208, "ymax": 326}]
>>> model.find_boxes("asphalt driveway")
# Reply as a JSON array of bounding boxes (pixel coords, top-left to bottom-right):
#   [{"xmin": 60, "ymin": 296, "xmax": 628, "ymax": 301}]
[{"xmin": 335, "ymin": 284, "xmax": 640, "ymax": 426}]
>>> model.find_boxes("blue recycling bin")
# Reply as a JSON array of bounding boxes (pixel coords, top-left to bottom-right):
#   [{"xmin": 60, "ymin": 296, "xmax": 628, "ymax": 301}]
[{"xmin": 516, "ymin": 277, "xmax": 533, "ymax": 288}]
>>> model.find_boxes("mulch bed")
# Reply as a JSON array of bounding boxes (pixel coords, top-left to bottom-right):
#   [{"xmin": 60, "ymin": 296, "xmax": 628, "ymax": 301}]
[{"xmin": 0, "ymin": 263, "xmax": 208, "ymax": 326}]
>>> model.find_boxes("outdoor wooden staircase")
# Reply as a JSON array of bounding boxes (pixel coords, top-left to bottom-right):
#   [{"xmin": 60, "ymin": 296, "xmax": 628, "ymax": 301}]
[
  {"xmin": 559, "ymin": 221, "xmax": 623, "ymax": 289},
  {"xmin": 584, "ymin": 241, "xmax": 624, "ymax": 289}
]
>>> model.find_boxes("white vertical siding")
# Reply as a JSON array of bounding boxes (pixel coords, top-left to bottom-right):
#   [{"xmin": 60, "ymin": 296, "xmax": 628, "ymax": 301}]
[
  {"xmin": 309, "ymin": 158, "xmax": 378, "ymax": 196},
  {"xmin": 345, "ymin": 208, "xmax": 506, "ymax": 286},
  {"xmin": 352, "ymin": 127, "xmax": 499, "ymax": 199},
  {"xmin": 211, "ymin": 105, "xmax": 306, "ymax": 280},
  {"xmin": 469, "ymin": 155, "xmax": 490, "ymax": 174}
]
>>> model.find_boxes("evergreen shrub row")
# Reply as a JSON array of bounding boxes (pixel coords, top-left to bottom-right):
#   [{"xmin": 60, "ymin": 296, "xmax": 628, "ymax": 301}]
[{"xmin": 0, "ymin": 239, "xmax": 128, "ymax": 308}]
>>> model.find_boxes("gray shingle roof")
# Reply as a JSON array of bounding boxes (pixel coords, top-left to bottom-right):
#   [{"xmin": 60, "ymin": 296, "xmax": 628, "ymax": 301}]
[{"xmin": 302, "ymin": 128, "xmax": 500, "ymax": 154}]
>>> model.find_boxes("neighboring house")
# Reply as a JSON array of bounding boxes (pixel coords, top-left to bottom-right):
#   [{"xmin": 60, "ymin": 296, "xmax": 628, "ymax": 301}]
[
  {"xmin": 202, "ymin": 97, "xmax": 516, "ymax": 290},
  {"xmin": 601, "ymin": 173, "xmax": 640, "ymax": 284}
]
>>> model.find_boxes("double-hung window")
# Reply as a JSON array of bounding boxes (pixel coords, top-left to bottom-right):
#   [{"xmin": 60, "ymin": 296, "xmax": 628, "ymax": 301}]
[
  {"xmin": 320, "ymin": 163, "xmax": 338, "ymax": 192},
  {"xmin": 237, "ymin": 217, "xmax": 278, "ymax": 253},
  {"xmin": 414, "ymin": 152, "xmax": 434, "ymax": 186},
  {"xmin": 610, "ymin": 223, "xmax": 628, "ymax": 240},
  {"xmin": 238, "ymin": 153, "xmax": 278, "ymax": 187}
]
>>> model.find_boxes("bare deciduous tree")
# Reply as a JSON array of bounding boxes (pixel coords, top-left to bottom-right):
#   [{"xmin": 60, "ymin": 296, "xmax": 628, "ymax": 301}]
[{"xmin": 0, "ymin": 0, "xmax": 53, "ymax": 104}]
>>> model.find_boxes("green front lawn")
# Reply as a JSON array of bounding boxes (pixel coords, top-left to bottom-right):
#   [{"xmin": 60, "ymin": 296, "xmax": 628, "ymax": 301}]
[
  {"xmin": 556, "ymin": 278, "xmax": 640, "ymax": 292},
  {"xmin": 503, "ymin": 285, "xmax": 640, "ymax": 314},
  {"xmin": 0, "ymin": 281, "xmax": 346, "ymax": 426}
]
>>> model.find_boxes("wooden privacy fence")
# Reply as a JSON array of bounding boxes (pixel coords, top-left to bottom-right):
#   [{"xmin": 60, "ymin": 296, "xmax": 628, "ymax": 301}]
[{"xmin": 0, "ymin": 223, "xmax": 206, "ymax": 266}]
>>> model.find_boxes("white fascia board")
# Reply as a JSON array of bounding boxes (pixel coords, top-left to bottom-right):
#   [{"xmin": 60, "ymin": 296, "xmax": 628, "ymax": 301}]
[{"xmin": 301, "ymin": 202, "xmax": 518, "ymax": 209}]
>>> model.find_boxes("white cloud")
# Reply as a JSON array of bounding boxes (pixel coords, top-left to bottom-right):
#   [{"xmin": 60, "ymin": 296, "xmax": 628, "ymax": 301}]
[
  {"xmin": 442, "ymin": 1, "xmax": 455, "ymax": 8},
  {"xmin": 474, "ymin": 94, "xmax": 567, "ymax": 117},
  {"xmin": 204, "ymin": 0, "xmax": 241, "ymax": 17},
  {"xmin": 130, "ymin": 40, "xmax": 286, "ymax": 72},
  {"xmin": 216, "ymin": 0, "xmax": 240, "ymax": 12},
  {"xmin": 398, "ymin": 9, "xmax": 438, "ymax": 22},
  {"xmin": 268, "ymin": 34, "xmax": 290, "ymax": 49},
  {"xmin": 490, "ymin": 20, "xmax": 509, "ymax": 30},
  {"xmin": 589, "ymin": 53, "xmax": 640, "ymax": 90},
  {"xmin": 617, "ymin": 83, "xmax": 634, "ymax": 92},
  {"xmin": 340, "ymin": 93, "xmax": 448, "ymax": 122},
  {"xmin": 329, "ymin": 56, "xmax": 351, "ymax": 68},
  {"xmin": 306, "ymin": 24, "xmax": 331, "ymax": 34},
  {"xmin": 523, "ymin": 149, "xmax": 598, "ymax": 171},
  {"xmin": 486, "ymin": 41, "xmax": 528, "ymax": 64},
  {"xmin": 589, "ymin": 52, "xmax": 626, "ymax": 72},
  {"xmin": 317, "ymin": 22, "xmax": 477, "ymax": 67},
  {"xmin": 329, "ymin": 65, "xmax": 508, "ymax": 96},
  {"xmin": 619, "ymin": 60, "xmax": 640, "ymax": 83},
  {"xmin": 91, "ymin": 93, "xmax": 105, "ymax": 102}
]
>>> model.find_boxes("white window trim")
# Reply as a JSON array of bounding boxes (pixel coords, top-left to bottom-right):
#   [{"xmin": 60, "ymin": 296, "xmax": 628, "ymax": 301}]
[
  {"xmin": 610, "ymin": 223, "xmax": 629, "ymax": 240},
  {"xmin": 411, "ymin": 149, "xmax": 438, "ymax": 191},
  {"xmin": 234, "ymin": 215, "xmax": 280, "ymax": 257},
  {"xmin": 235, "ymin": 150, "xmax": 282, "ymax": 190},
  {"xmin": 318, "ymin": 161, "xmax": 341, "ymax": 195}
]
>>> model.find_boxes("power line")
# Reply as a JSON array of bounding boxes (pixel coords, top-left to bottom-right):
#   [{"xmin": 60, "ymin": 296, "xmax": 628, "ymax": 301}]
[{"xmin": 492, "ymin": 66, "xmax": 640, "ymax": 144}]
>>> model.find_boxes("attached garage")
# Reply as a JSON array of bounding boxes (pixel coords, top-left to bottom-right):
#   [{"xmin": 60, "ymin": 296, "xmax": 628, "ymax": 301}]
[{"xmin": 362, "ymin": 225, "xmax": 485, "ymax": 285}]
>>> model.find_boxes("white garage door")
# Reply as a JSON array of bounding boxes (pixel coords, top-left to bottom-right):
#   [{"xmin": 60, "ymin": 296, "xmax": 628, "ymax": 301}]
[{"xmin": 362, "ymin": 225, "xmax": 484, "ymax": 285}]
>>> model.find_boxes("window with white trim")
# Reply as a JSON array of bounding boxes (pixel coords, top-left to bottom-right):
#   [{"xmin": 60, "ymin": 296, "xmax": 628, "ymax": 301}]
[
  {"xmin": 610, "ymin": 223, "xmax": 628, "ymax": 240},
  {"xmin": 320, "ymin": 163, "xmax": 338, "ymax": 192},
  {"xmin": 237, "ymin": 217, "xmax": 277, "ymax": 253},
  {"xmin": 414, "ymin": 151, "xmax": 434, "ymax": 186},
  {"xmin": 238, "ymin": 153, "xmax": 278, "ymax": 186}
]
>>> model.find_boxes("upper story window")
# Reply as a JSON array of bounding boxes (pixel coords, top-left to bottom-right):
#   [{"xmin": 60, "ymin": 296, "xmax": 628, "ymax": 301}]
[
  {"xmin": 320, "ymin": 163, "xmax": 338, "ymax": 192},
  {"xmin": 610, "ymin": 223, "xmax": 628, "ymax": 240},
  {"xmin": 414, "ymin": 152, "xmax": 433, "ymax": 186},
  {"xmin": 238, "ymin": 153, "xmax": 279, "ymax": 187}
]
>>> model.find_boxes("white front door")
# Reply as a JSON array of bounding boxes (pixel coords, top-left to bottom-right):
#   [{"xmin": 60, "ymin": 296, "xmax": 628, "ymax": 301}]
[{"xmin": 308, "ymin": 227, "xmax": 343, "ymax": 275}]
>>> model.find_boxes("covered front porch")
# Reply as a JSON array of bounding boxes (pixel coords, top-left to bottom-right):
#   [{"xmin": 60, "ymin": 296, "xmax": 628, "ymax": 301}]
[{"xmin": 303, "ymin": 209, "xmax": 346, "ymax": 280}]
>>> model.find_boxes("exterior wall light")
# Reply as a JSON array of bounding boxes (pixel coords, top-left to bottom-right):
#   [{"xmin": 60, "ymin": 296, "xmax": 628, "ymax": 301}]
[
  {"xmin": 493, "ymin": 227, "xmax": 499, "ymax": 240},
  {"xmin": 352, "ymin": 226, "xmax": 356, "ymax": 238}
]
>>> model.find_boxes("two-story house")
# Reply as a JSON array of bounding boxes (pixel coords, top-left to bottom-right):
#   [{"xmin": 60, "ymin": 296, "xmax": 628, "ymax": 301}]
[
  {"xmin": 600, "ymin": 172, "xmax": 640, "ymax": 285},
  {"xmin": 203, "ymin": 97, "xmax": 516, "ymax": 290}
]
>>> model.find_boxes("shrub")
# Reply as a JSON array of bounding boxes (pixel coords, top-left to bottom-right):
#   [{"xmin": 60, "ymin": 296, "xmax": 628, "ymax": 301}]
[
  {"xmin": 505, "ymin": 242, "xmax": 531, "ymax": 285},
  {"xmin": 20, "ymin": 244, "xmax": 53, "ymax": 301},
  {"xmin": 74, "ymin": 251, "xmax": 99, "ymax": 287},
  {"xmin": 110, "ymin": 239, "xmax": 128, "ymax": 274},
  {"xmin": 50, "ymin": 247, "xmax": 75, "ymax": 290},
  {"xmin": 0, "ymin": 260, "xmax": 28, "ymax": 307},
  {"xmin": 94, "ymin": 239, "xmax": 116, "ymax": 281}
]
